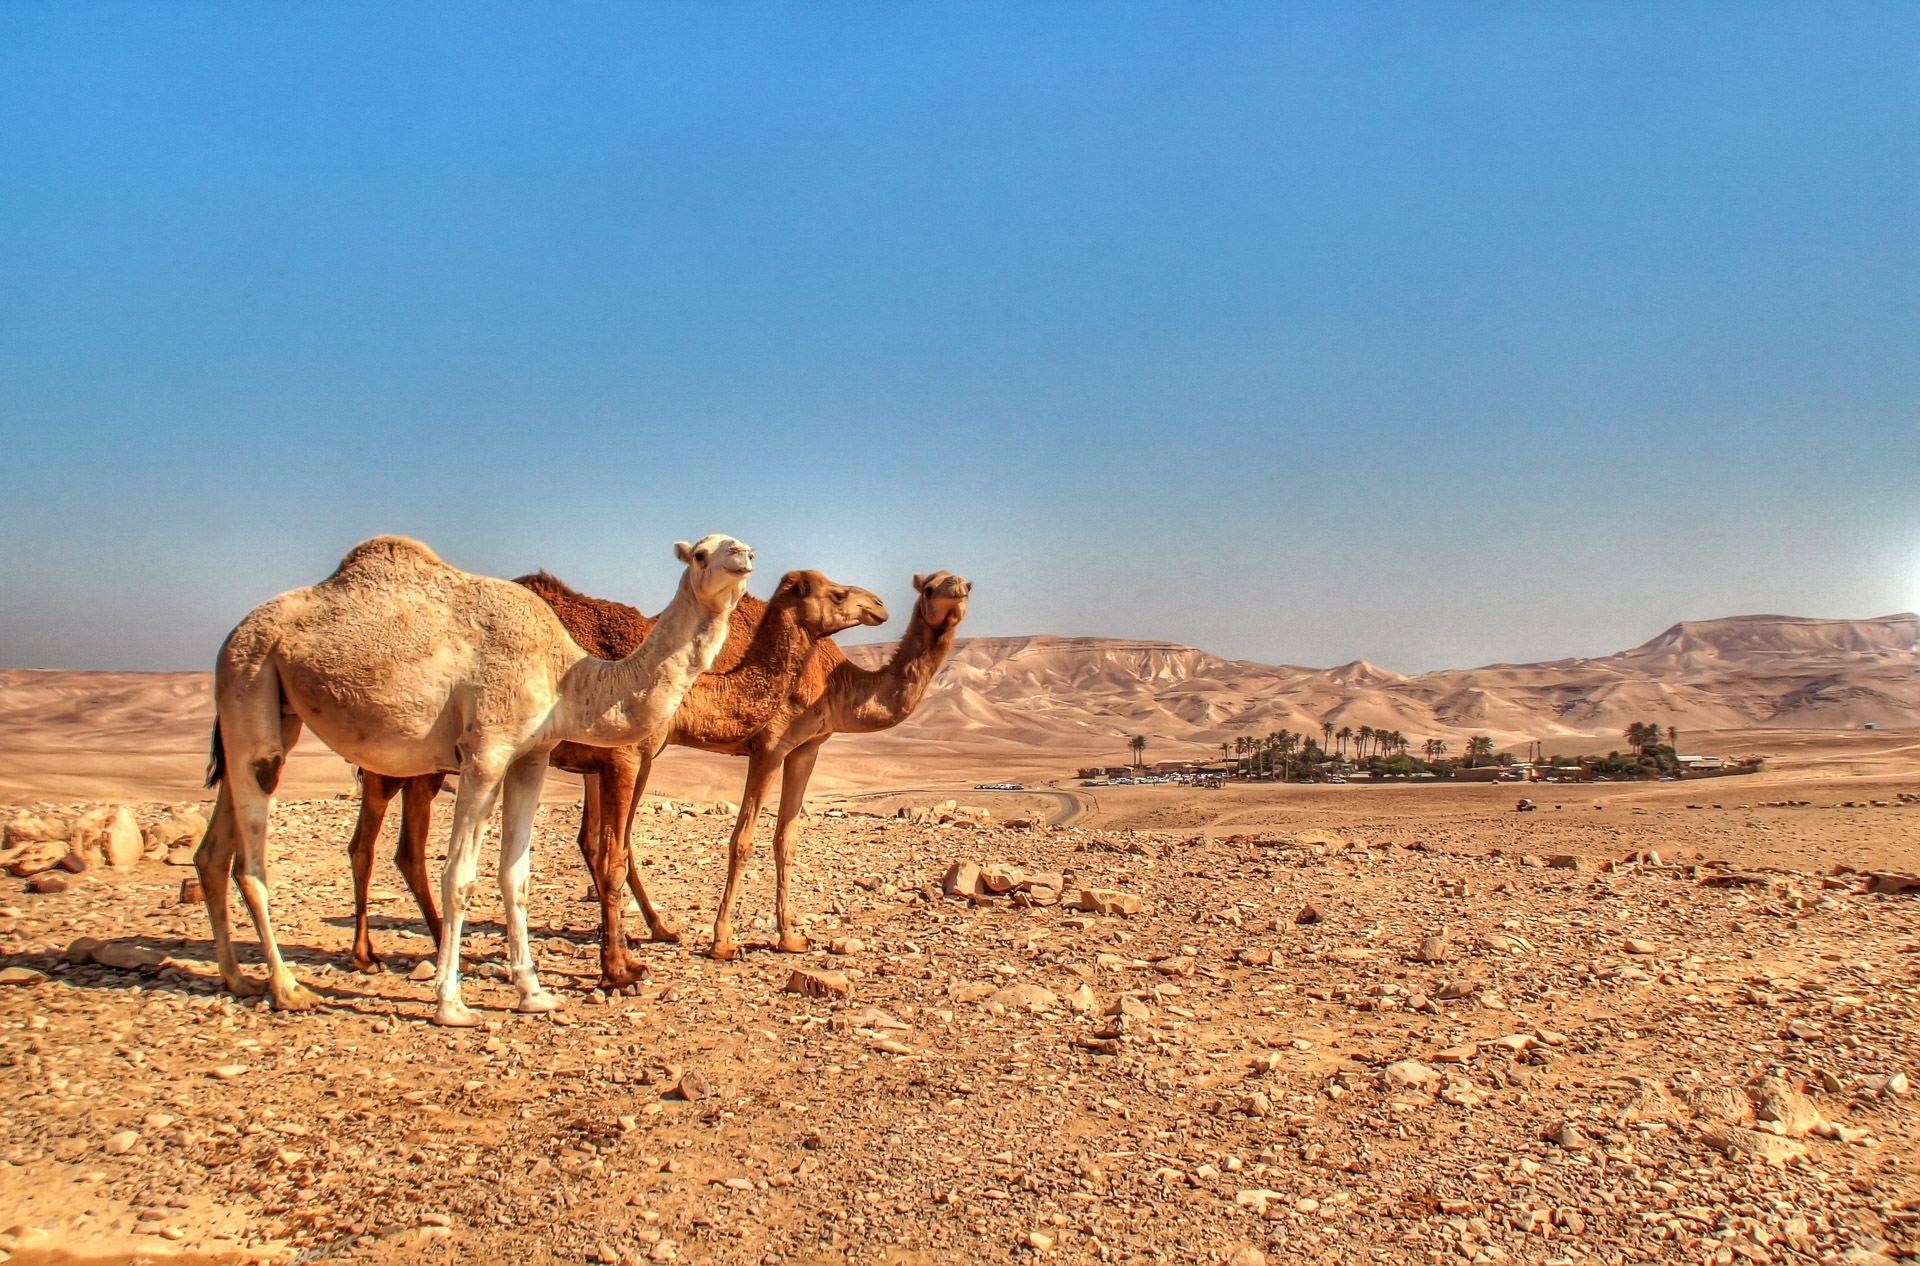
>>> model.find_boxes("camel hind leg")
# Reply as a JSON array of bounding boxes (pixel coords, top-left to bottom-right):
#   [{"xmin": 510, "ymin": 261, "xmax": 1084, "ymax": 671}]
[
  {"xmin": 346, "ymin": 772, "xmax": 402, "ymax": 972},
  {"xmin": 770, "ymin": 739, "xmax": 826, "ymax": 954},
  {"xmin": 195, "ymin": 780, "xmax": 263, "ymax": 998},
  {"xmin": 621, "ymin": 749, "xmax": 679, "ymax": 944},
  {"xmin": 196, "ymin": 661, "xmax": 295, "ymax": 1001},
  {"xmin": 230, "ymin": 708, "xmax": 317, "ymax": 1010},
  {"xmin": 394, "ymin": 773, "xmax": 447, "ymax": 949}
]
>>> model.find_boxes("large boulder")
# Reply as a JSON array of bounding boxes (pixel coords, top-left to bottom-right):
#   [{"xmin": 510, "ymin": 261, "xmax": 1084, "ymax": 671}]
[
  {"xmin": 67, "ymin": 806, "xmax": 144, "ymax": 871},
  {"xmin": 6, "ymin": 840, "xmax": 69, "ymax": 877},
  {"xmin": 4, "ymin": 812, "xmax": 70, "ymax": 847}
]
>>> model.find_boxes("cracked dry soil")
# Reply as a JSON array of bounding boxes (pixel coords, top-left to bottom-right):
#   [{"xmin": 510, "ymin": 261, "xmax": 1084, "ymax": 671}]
[{"xmin": 0, "ymin": 794, "xmax": 1916, "ymax": 1266}]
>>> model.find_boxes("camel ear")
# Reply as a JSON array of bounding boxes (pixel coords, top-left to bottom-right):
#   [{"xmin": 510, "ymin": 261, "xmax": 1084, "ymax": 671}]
[
  {"xmin": 674, "ymin": 541, "xmax": 694, "ymax": 564},
  {"xmin": 912, "ymin": 573, "xmax": 927, "ymax": 592}
]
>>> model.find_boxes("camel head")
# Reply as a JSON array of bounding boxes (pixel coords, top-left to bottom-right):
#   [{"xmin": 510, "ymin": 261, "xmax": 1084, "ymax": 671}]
[
  {"xmin": 772, "ymin": 570, "xmax": 889, "ymax": 636},
  {"xmin": 674, "ymin": 535, "xmax": 755, "ymax": 613},
  {"xmin": 911, "ymin": 571, "xmax": 971, "ymax": 630}
]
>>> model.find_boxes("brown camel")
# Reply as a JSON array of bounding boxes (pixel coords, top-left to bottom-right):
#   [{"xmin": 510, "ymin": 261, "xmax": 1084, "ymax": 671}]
[{"xmin": 345, "ymin": 569, "xmax": 888, "ymax": 986}]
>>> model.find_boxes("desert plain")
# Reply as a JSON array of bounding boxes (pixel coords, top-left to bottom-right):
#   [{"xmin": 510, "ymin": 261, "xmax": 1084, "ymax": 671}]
[{"xmin": 0, "ymin": 616, "xmax": 1916, "ymax": 1266}]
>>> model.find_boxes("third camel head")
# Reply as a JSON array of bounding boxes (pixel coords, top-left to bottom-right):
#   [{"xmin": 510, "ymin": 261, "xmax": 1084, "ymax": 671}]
[
  {"xmin": 911, "ymin": 571, "xmax": 971, "ymax": 630},
  {"xmin": 770, "ymin": 571, "xmax": 889, "ymax": 636},
  {"xmin": 674, "ymin": 535, "xmax": 755, "ymax": 613}
]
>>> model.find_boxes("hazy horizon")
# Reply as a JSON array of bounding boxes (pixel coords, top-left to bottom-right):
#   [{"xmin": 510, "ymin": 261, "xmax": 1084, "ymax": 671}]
[{"xmin": 4, "ymin": 6, "xmax": 1918, "ymax": 674}]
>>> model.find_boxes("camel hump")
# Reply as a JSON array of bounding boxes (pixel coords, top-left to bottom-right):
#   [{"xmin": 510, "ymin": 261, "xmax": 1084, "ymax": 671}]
[{"xmin": 328, "ymin": 535, "xmax": 449, "ymax": 580}]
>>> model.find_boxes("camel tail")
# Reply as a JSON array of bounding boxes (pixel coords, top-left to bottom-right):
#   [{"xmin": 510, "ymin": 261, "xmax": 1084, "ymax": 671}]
[{"xmin": 205, "ymin": 720, "xmax": 226, "ymax": 788}]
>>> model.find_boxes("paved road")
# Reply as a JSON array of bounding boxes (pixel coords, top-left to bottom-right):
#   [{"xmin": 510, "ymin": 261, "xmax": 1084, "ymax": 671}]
[{"xmin": 842, "ymin": 785, "xmax": 1097, "ymax": 828}]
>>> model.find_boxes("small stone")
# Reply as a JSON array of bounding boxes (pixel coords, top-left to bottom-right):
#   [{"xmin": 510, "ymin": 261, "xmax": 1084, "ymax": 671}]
[
  {"xmin": 1751, "ymin": 1074, "xmax": 1825, "ymax": 1138},
  {"xmin": 845, "ymin": 1006, "xmax": 909, "ymax": 1031},
  {"xmin": 1623, "ymin": 938, "xmax": 1659, "ymax": 956},
  {"xmin": 1108, "ymin": 995, "xmax": 1152, "ymax": 1021},
  {"xmin": 209, "ymin": 1064, "xmax": 249, "ymax": 1080},
  {"xmin": 828, "ymin": 937, "xmax": 864, "ymax": 955},
  {"xmin": 1689, "ymin": 1085, "xmax": 1754, "ymax": 1124},
  {"xmin": 1381, "ymin": 1060, "xmax": 1442, "ymax": 1092},
  {"xmin": 1700, "ymin": 1124, "xmax": 1807, "ymax": 1165},
  {"xmin": 1073, "ymin": 889, "xmax": 1143, "ymax": 916},
  {"xmin": 6, "ymin": 840, "xmax": 69, "ymax": 877},
  {"xmin": 91, "ymin": 943, "xmax": 166, "ymax": 971},
  {"xmin": 1294, "ymin": 903, "xmax": 1327, "ymax": 925},
  {"xmin": 408, "ymin": 959, "xmax": 436, "ymax": 981},
  {"xmin": 1064, "ymin": 983, "xmax": 1097, "ymax": 1014},
  {"xmin": 674, "ymin": 1070, "xmax": 712, "ymax": 1101},
  {"xmin": 63, "ymin": 936, "xmax": 106, "ymax": 964},
  {"xmin": 1234, "ymin": 1189, "xmax": 1284, "ymax": 1209},
  {"xmin": 1547, "ymin": 854, "xmax": 1592, "ymax": 871},
  {"xmin": 164, "ymin": 845, "xmax": 196, "ymax": 866},
  {"xmin": 1619, "ymin": 1080, "xmax": 1680, "ymax": 1123},
  {"xmin": 1152, "ymin": 956, "xmax": 1195, "ymax": 976},
  {"xmin": 103, "ymin": 1130, "xmax": 139, "ymax": 1155},
  {"xmin": 1411, "ymin": 936, "xmax": 1448, "ymax": 964},
  {"xmin": 1023, "ymin": 1230, "xmax": 1054, "ymax": 1250},
  {"xmin": 24, "ymin": 872, "xmax": 68, "ymax": 894},
  {"xmin": 988, "ymin": 983, "xmax": 1058, "ymax": 1013},
  {"xmin": 1241, "ymin": 1091, "xmax": 1272, "ymax": 1117},
  {"xmin": 978, "ymin": 863, "xmax": 1025, "ymax": 894},
  {"xmin": 178, "ymin": 876, "xmax": 204, "ymax": 904},
  {"xmin": 783, "ymin": 968, "xmax": 851, "ymax": 999},
  {"xmin": 0, "ymin": 966, "xmax": 46, "ymax": 987},
  {"xmin": 1229, "ymin": 1249, "xmax": 1268, "ymax": 1266},
  {"xmin": 940, "ymin": 861, "xmax": 983, "ymax": 897},
  {"xmin": 1542, "ymin": 1121, "xmax": 1588, "ymax": 1149}
]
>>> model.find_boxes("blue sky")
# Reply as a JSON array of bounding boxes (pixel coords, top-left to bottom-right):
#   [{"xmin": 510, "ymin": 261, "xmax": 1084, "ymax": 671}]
[{"xmin": 3, "ymin": 4, "xmax": 1917, "ymax": 672}]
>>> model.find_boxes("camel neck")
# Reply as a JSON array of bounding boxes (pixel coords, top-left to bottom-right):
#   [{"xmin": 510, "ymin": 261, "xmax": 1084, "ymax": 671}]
[
  {"xmin": 830, "ymin": 605, "xmax": 958, "ymax": 732},
  {"xmin": 557, "ymin": 575, "xmax": 732, "ymax": 748}
]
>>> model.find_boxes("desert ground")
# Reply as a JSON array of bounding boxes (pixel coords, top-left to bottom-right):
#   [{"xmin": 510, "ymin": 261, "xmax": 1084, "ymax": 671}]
[{"xmin": 0, "ymin": 722, "xmax": 1916, "ymax": 1266}]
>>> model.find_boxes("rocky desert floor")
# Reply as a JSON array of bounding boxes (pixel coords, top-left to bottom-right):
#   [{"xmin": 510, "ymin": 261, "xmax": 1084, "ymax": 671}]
[{"xmin": 0, "ymin": 774, "xmax": 1917, "ymax": 1266}]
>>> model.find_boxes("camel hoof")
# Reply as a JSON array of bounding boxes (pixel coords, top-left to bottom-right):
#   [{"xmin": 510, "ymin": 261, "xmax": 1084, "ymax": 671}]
[
  {"xmin": 434, "ymin": 1000, "xmax": 481, "ymax": 1027},
  {"xmin": 516, "ymin": 990, "xmax": 562, "ymax": 1014},
  {"xmin": 226, "ymin": 975, "xmax": 266, "ymax": 998},
  {"xmin": 708, "ymin": 941, "xmax": 740, "ymax": 962},
  {"xmin": 350, "ymin": 956, "xmax": 384, "ymax": 975},
  {"xmin": 775, "ymin": 932, "xmax": 809, "ymax": 954},
  {"xmin": 648, "ymin": 924, "xmax": 682, "ymax": 944},
  {"xmin": 599, "ymin": 962, "xmax": 651, "ymax": 991},
  {"xmin": 271, "ymin": 979, "xmax": 320, "ymax": 1011}
]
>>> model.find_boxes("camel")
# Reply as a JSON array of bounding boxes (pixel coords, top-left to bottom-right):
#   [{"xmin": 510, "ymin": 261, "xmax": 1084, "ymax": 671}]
[
  {"xmin": 343, "ymin": 568, "xmax": 888, "ymax": 986},
  {"xmin": 196, "ymin": 533, "xmax": 753, "ymax": 1026},
  {"xmin": 701, "ymin": 570, "xmax": 969, "ymax": 959}
]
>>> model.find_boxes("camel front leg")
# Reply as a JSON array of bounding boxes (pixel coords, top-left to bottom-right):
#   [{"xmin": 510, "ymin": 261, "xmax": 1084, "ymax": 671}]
[
  {"xmin": 394, "ymin": 773, "xmax": 447, "ymax": 950},
  {"xmin": 346, "ymin": 772, "xmax": 401, "ymax": 973},
  {"xmin": 771, "ymin": 739, "xmax": 826, "ymax": 954},
  {"xmin": 709, "ymin": 749, "xmax": 781, "ymax": 961},
  {"xmin": 432, "ymin": 761, "xmax": 503, "ymax": 1027},
  {"xmin": 499, "ymin": 752, "xmax": 560, "ymax": 1013},
  {"xmin": 613, "ymin": 746, "xmax": 679, "ymax": 944},
  {"xmin": 577, "ymin": 768, "xmax": 602, "ymax": 900}
]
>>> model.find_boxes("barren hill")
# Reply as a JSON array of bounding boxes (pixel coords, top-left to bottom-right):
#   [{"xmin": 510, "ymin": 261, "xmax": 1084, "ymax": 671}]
[{"xmin": 2, "ymin": 612, "xmax": 1914, "ymax": 801}]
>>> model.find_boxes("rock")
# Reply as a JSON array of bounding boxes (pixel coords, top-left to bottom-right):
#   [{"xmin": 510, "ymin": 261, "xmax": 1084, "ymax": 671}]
[
  {"xmin": 408, "ymin": 960, "xmax": 436, "ymax": 981},
  {"xmin": 1751, "ymin": 1074, "xmax": 1825, "ymax": 1138},
  {"xmin": 66, "ymin": 806, "xmax": 144, "ymax": 871},
  {"xmin": 1547, "ymin": 855, "xmax": 1592, "ymax": 871},
  {"xmin": 1619, "ymin": 1080, "xmax": 1681, "ymax": 1123},
  {"xmin": 1064, "ymin": 983, "xmax": 1097, "ymax": 1014},
  {"xmin": 6, "ymin": 841, "xmax": 68, "ymax": 877},
  {"xmin": 1435, "ymin": 979, "xmax": 1474, "ymax": 1000},
  {"xmin": 978, "ymin": 862, "xmax": 1025, "ymax": 893},
  {"xmin": 948, "ymin": 982, "xmax": 995, "ymax": 1004},
  {"xmin": 988, "ymin": 983, "xmax": 1058, "ymax": 1013},
  {"xmin": 783, "ymin": 968, "xmax": 851, "ymax": 999},
  {"xmin": 1294, "ymin": 903, "xmax": 1327, "ymax": 925},
  {"xmin": 1411, "ymin": 935, "xmax": 1448, "ymax": 963},
  {"xmin": 940, "ymin": 861, "xmax": 983, "ymax": 897},
  {"xmin": 1024, "ymin": 885, "xmax": 1061, "ymax": 906},
  {"xmin": 1440, "ymin": 1080, "xmax": 1487, "ymax": 1108},
  {"xmin": 1107, "ymin": 995, "xmax": 1152, "ymax": 1021},
  {"xmin": 63, "ymin": 935, "xmax": 106, "ymax": 963},
  {"xmin": 1022, "ymin": 1230, "xmax": 1054, "ymax": 1251},
  {"xmin": 1021, "ymin": 870, "xmax": 1065, "ymax": 893},
  {"xmin": 845, "ymin": 1006, "xmax": 909, "ymax": 1031},
  {"xmin": 103, "ymin": 1130, "xmax": 139, "ymax": 1155},
  {"xmin": 178, "ymin": 877, "xmax": 204, "ymax": 904},
  {"xmin": 1689, "ymin": 1085, "xmax": 1755, "ymax": 1125},
  {"xmin": 1072, "ymin": 889, "xmax": 1142, "ymax": 916},
  {"xmin": 673, "ymin": 1070, "xmax": 712, "ymax": 1101},
  {"xmin": 1542, "ymin": 1121, "xmax": 1588, "ymax": 1149},
  {"xmin": 1381, "ymin": 1060, "xmax": 1442, "ymax": 1092},
  {"xmin": 1480, "ymin": 932, "xmax": 1515, "ymax": 952},
  {"xmin": 1623, "ymin": 938, "xmax": 1659, "ymax": 956},
  {"xmin": 1700, "ymin": 1124, "xmax": 1807, "ymax": 1165},
  {"xmin": 92, "ymin": 943, "xmax": 167, "ymax": 971},
  {"xmin": 1151, "ymin": 956, "xmax": 1194, "ymax": 976},
  {"xmin": 165, "ymin": 845, "xmax": 196, "ymax": 867},
  {"xmin": 828, "ymin": 937, "xmax": 864, "ymax": 955},
  {"xmin": 0, "ymin": 966, "xmax": 46, "ymax": 987},
  {"xmin": 1234, "ymin": 1189, "xmax": 1284, "ymax": 1209},
  {"xmin": 1228, "ymin": 1249, "xmax": 1268, "ymax": 1266},
  {"xmin": 4, "ymin": 813, "xmax": 69, "ymax": 847},
  {"xmin": 209, "ymin": 1064, "xmax": 249, "ymax": 1080},
  {"xmin": 1241, "ymin": 1091, "xmax": 1272, "ymax": 1117},
  {"xmin": 25, "ymin": 872, "xmax": 69, "ymax": 894},
  {"xmin": 1518, "ymin": 854, "xmax": 1545, "ymax": 868}
]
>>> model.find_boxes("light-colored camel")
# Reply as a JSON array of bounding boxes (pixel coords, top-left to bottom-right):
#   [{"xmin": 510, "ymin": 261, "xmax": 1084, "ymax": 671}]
[
  {"xmin": 702, "ymin": 570, "xmax": 970, "ymax": 959},
  {"xmin": 196, "ymin": 533, "xmax": 753, "ymax": 1025},
  {"xmin": 344, "ymin": 569, "xmax": 888, "ymax": 986}
]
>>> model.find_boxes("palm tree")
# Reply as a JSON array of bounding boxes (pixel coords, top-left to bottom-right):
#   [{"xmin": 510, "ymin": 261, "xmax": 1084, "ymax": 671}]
[
  {"xmin": 1128, "ymin": 734, "xmax": 1147, "ymax": 769},
  {"xmin": 1336, "ymin": 725, "xmax": 1352, "ymax": 758},
  {"xmin": 1666, "ymin": 725, "xmax": 1679, "ymax": 750},
  {"xmin": 1465, "ymin": 735, "xmax": 1495, "ymax": 768},
  {"xmin": 1357, "ymin": 726, "xmax": 1374, "ymax": 760},
  {"xmin": 1219, "ymin": 741, "xmax": 1231, "ymax": 761},
  {"xmin": 1424, "ymin": 737, "xmax": 1447, "ymax": 762},
  {"xmin": 1321, "ymin": 720, "xmax": 1335, "ymax": 753}
]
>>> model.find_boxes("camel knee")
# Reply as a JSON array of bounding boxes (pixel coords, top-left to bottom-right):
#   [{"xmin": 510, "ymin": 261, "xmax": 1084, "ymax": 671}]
[{"xmin": 251, "ymin": 754, "xmax": 283, "ymax": 794}]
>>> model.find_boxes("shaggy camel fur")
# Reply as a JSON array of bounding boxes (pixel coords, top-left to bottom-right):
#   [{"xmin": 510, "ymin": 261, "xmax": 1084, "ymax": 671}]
[
  {"xmin": 702, "ymin": 570, "xmax": 969, "ymax": 959},
  {"xmin": 197, "ymin": 533, "xmax": 752, "ymax": 1025},
  {"xmin": 345, "ymin": 569, "xmax": 887, "ymax": 987}
]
